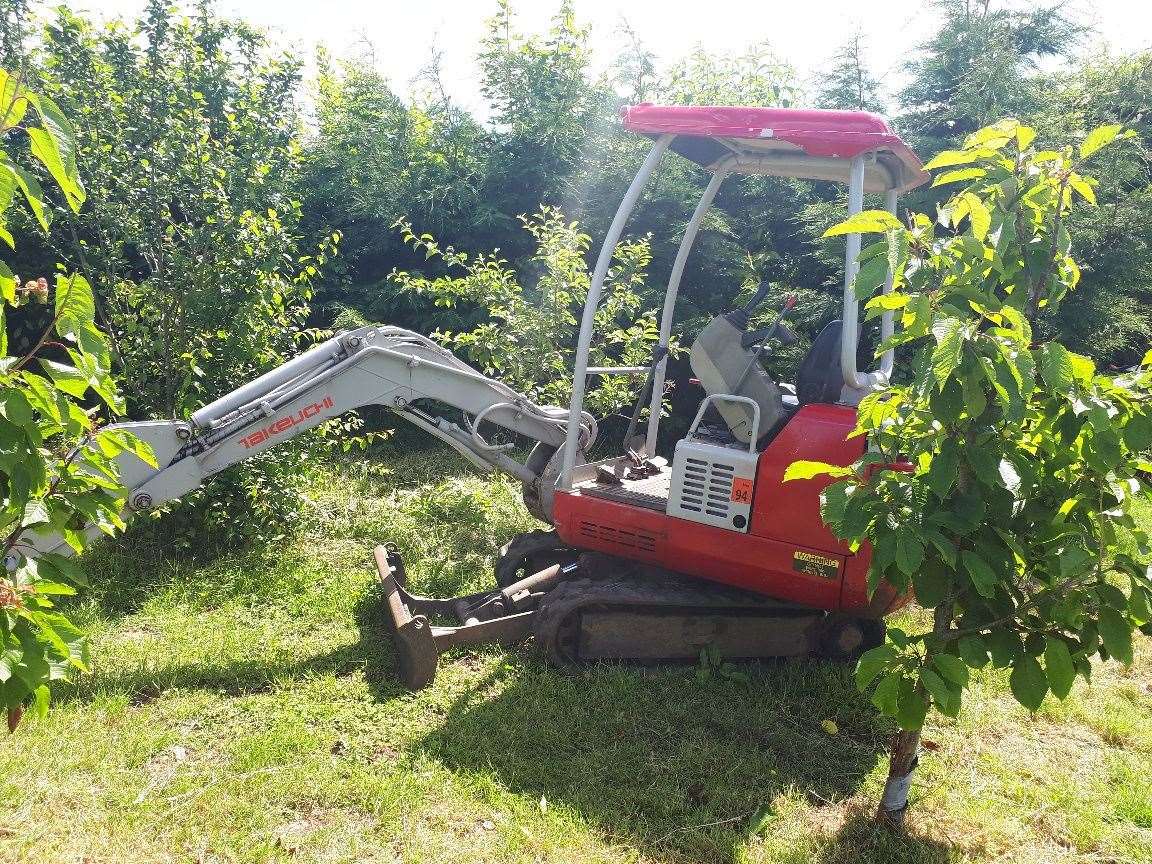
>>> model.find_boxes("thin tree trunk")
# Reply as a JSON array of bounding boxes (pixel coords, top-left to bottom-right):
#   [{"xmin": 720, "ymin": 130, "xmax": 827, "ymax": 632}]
[
  {"xmin": 876, "ymin": 728, "xmax": 920, "ymax": 827},
  {"xmin": 876, "ymin": 599, "xmax": 955, "ymax": 828}
]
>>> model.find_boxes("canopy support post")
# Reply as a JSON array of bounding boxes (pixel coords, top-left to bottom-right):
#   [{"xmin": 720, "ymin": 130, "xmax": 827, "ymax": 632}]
[
  {"xmin": 643, "ymin": 166, "xmax": 729, "ymax": 455},
  {"xmin": 559, "ymin": 134, "xmax": 672, "ymax": 488}
]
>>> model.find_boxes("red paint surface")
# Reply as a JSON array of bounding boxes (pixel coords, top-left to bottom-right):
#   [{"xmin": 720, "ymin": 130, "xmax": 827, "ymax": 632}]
[
  {"xmin": 620, "ymin": 103, "xmax": 929, "ymax": 191},
  {"xmin": 553, "ymin": 405, "xmax": 910, "ymax": 614}
]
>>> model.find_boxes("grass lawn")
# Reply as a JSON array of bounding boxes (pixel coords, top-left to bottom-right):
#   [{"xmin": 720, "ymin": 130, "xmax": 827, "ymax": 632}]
[{"xmin": 1, "ymin": 448, "xmax": 1150, "ymax": 864}]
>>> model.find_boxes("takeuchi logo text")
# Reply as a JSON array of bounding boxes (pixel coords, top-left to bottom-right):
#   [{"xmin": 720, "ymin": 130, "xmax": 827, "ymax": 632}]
[{"xmin": 238, "ymin": 396, "xmax": 334, "ymax": 449}]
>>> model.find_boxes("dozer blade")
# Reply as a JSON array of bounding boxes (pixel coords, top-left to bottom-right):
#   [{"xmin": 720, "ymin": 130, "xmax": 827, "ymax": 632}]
[
  {"xmin": 372, "ymin": 545, "xmax": 557, "ymax": 690},
  {"xmin": 374, "ymin": 545, "xmax": 439, "ymax": 689}
]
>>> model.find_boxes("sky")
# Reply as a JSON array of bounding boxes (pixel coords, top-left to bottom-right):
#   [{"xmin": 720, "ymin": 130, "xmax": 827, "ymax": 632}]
[{"xmin": 81, "ymin": 0, "xmax": 1152, "ymax": 117}]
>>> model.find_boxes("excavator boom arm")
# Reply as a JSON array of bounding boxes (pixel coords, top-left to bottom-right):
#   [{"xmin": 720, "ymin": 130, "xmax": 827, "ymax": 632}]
[{"xmin": 22, "ymin": 326, "xmax": 592, "ymax": 560}]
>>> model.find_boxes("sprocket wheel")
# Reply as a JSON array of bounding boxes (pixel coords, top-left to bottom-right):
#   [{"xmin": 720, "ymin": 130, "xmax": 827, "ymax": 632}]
[
  {"xmin": 494, "ymin": 529, "xmax": 578, "ymax": 589},
  {"xmin": 815, "ymin": 613, "xmax": 885, "ymax": 662}
]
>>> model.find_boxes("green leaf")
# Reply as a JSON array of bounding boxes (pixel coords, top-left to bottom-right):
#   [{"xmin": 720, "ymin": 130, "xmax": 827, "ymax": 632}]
[
  {"xmin": 871, "ymin": 671, "xmax": 902, "ymax": 715},
  {"xmin": 931, "ymin": 167, "xmax": 986, "ymax": 187},
  {"xmin": 963, "ymin": 192, "xmax": 991, "ymax": 241},
  {"xmin": 1068, "ymin": 352, "xmax": 1096, "ymax": 383},
  {"xmin": 931, "ymin": 318, "xmax": 965, "ymax": 386},
  {"xmin": 895, "ymin": 677, "xmax": 929, "ymax": 730},
  {"xmin": 823, "ymin": 210, "xmax": 903, "ymax": 237},
  {"xmin": 920, "ymin": 668, "xmax": 961, "ymax": 717},
  {"xmin": 1009, "ymin": 654, "xmax": 1048, "ymax": 712},
  {"xmin": 926, "ymin": 445, "xmax": 958, "ymax": 499},
  {"xmin": 1034, "ymin": 343, "xmax": 1075, "ymax": 393},
  {"xmin": 912, "ymin": 558, "xmax": 951, "ymax": 606},
  {"xmin": 986, "ymin": 629, "xmax": 1022, "ymax": 667},
  {"xmin": 923, "ymin": 149, "xmax": 980, "ymax": 170},
  {"xmin": 895, "ymin": 532, "xmax": 925, "ymax": 576},
  {"xmin": 32, "ymin": 684, "xmax": 50, "ymax": 719},
  {"xmin": 1124, "ymin": 412, "xmax": 1152, "ymax": 452},
  {"xmin": 957, "ymin": 635, "xmax": 989, "ymax": 669},
  {"xmin": 961, "ymin": 549, "xmax": 998, "ymax": 598},
  {"xmin": 783, "ymin": 461, "xmax": 854, "ymax": 482},
  {"xmin": 23, "ymin": 91, "xmax": 85, "ymax": 212},
  {"xmin": 20, "ymin": 500, "xmax": 49, "ymax": 528},
  {"xmin": 1068, "ymin": 174, "xmax": 1096, "ymax": 205},
  {"xmin": 95, "ymin": 429, "xmax": 157, "ymax": 469},
  {"xmin": 5, "ymin": 162, "xmax": 49, "ymax": 231},
  {"xmin": 1043, "ymin": 637, "xmax": 1075, "ymax": 700},
  {"xmin": 38, "ymin": 360, "xmax": 89, "ymax": 398},
  {"xmin": 1098, "ymin": 607, "xmax": 1134, "ymax": 666},
  {"xmin": 38, "ymin": 553, "xmax": 88, "ymax": 588},
  {"xmin": 25, "ymin": 128, "xmax": 84, "ymax": 212},
  {"xmin": 55, "ymin": 274, "xmax": 96, "ymax": 332},
  {"xmin": 855, "ymin": 644, "xmax": 897, "ymax": 690},
  {"xmin": 865, "ymin": 292, "xmax": 910, "ymax": 313},
  {"xmin": 1079, "ymin": 124, "xmax": 1123, "ymax": 159},
  {"xmin": 931, "ymin": 653, "xmax": 970, "ymax": 687}
]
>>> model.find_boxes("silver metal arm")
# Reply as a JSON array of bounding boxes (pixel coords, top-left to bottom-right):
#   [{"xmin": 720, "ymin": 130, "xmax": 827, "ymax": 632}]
[{"xmin": 23, "ymin": 325, "xmax": 595, "ymax": 560}]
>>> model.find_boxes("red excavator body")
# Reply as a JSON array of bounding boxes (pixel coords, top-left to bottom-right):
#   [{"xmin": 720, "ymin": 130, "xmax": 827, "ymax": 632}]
[{"xmin": 552, "ymin": 404, "xmax": 907, "ymax": 619}]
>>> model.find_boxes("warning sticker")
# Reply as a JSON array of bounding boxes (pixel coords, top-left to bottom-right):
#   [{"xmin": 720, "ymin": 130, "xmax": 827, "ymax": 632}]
[
  {"xmin": 730, "ymin": 477, "xmax": 753, "ymax": 504},
  {"xmin": 793, "ymin": 550, "xmax": 841, "ymax": 580}
]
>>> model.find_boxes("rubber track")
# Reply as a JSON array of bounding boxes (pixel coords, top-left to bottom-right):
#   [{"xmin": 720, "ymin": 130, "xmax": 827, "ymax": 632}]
[{"xmin": 533, "ymin": 567, "xmax": 819, "ymax": 667}]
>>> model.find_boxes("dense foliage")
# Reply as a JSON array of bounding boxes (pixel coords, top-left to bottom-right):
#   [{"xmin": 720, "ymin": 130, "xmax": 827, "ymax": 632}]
[
  {"xmin": 2, "ymin": 0, "xmax": 345, "ymax": 550},
  {"xmin": 390, "ymin": 206, "xmax": 663, "ymax": 418},
  {"xmin": 0, "ymin": 68, "xmax": 150, "ymax": 729},
  {"xmin": 1, "ymin": 0, "xmax": 1149, "ymax": 546},
  {"xmin": 790, "ymin": 120, "xmax": 1152, "ymax": 823}
]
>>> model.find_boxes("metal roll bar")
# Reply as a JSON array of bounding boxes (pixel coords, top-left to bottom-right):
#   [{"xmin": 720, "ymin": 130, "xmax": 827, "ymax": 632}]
[
  {"xmin": 560, "ymin": 134, "xmax": 672, "ymax": 487},
  {"xmin": 841, "ymin": 155, "xmax": 899, "ymax": 391},
  {"xmin": 643, "ymin": 165, "xmax": 730, "ymax": 455},
  {"xmin": 562, "ymin": 140, "xmax": 903, "ymax": 485}
]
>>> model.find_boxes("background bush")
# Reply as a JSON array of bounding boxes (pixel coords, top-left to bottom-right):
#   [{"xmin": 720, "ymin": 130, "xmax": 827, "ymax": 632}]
[{"xmin": 1, "ymin": 0, "xmax": 1149, "ymax": 558}]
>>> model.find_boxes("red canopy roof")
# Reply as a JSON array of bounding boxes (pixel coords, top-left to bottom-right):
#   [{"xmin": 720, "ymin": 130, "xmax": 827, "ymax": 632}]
[{"xmin": 621, "ymin": 104, "xmax": 929, "ymax": 193}]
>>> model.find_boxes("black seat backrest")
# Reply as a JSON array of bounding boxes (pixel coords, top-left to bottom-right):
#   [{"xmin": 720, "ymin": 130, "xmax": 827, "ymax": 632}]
[{"xmin": 796, "ymin": 320, "xmax": 844, "ymax": 406}]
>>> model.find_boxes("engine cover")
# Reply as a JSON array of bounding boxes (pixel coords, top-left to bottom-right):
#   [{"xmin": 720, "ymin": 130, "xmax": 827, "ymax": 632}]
[{"xmin": 667, "ymin": 438, "xmax": 758, "ymax": 532}]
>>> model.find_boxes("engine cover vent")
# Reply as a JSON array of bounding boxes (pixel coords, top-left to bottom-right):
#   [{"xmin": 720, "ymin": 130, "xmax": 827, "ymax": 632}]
[
  {"xmin": 667, "ymin": 439, "xmax": 758, "ymax": 532},
  {"xmin": 578, "ymin": 520, "xmax": 659, "ymax": 554}
]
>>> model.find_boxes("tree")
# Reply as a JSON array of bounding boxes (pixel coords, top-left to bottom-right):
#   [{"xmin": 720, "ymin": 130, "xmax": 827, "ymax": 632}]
[
  {"xmin": 19, "ymin": 0, "xmax": 339, "ymax": 550},
  {"xmin": 1031, "ymin": 51, "xmax": 1152, "ymax": 367},
  {"xmin": 899, "ymin": 0, "xmax": 1082, "ymax": 147},
  {"xmin": 0, "ymin": 67, "xmax": 152, "ymax": 730},
  {"xmin": 390, "ymin": 206, "xmax": 663, "ymax": 419},
  {"xmin": 477, "ymin": 0, "xmax": 603, "ymax": 245},
  {"xmin": 814, "ymin": 30, "xmax": 886, "ymax": 113},
  {"xmin": 659, "ymin": 41, "xmax": 798, "ymax": 108},
  {"xmin": 789, "ymin": 120, "xmax": 1152, "ymax": 827},
  {"xmin": 611, "ymin": 18, "xmax": 656, "ymax": 105},
  {"xmin": 301, "ymin": 47, "xmax": 491, "ymax": 299}
]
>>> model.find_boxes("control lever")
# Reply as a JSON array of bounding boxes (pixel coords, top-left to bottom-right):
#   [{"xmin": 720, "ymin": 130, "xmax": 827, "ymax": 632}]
[
  {"xmin": 741, "ymin": 281, "xmax": 773, "ymax": 314},
  {"xmin": 741, "ymin": 293, "xmax": 798, "ymax": 349}
]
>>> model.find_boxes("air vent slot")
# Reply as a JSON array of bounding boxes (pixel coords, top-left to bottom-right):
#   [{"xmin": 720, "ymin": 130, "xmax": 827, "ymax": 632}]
[{"xmin": 578, "ymin": 520, "xmax": 658, "ymax": 553}]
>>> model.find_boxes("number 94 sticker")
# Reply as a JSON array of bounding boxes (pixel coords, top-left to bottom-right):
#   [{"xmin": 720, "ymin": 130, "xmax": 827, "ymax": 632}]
[{"xmin": 730, "ymin": 477, "xmax": 753, "ymax": 504}]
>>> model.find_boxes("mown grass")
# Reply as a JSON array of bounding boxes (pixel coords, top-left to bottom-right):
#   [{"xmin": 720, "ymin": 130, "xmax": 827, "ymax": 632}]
[{"xmin": 1, "ymin": 446, "xmax": 1150, "ymax": 864}]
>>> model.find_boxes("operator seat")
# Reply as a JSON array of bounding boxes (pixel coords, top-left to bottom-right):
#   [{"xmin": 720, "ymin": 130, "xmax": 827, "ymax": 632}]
[
  {"xmin": 689, "ymin": 311, "xmax": 787, "ymax": 446},
  {"xmin": 795, "ymin": 319, "xmax": 845, "ymax": 406},
  {"xmin": 690, "ymin": 315, "xmax": 845, "ymax": 447}
]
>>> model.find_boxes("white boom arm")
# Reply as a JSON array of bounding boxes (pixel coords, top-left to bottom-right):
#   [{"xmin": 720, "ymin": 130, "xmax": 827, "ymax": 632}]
[{"xmin": 22, "ymin": 325, "xmax": 595, "ymax": 561}]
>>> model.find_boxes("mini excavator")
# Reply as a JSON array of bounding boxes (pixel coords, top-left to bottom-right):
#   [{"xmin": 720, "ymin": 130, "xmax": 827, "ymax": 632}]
[{"xmin": 22, "ymin": 105, "xmax": 930, "ymax": 688}]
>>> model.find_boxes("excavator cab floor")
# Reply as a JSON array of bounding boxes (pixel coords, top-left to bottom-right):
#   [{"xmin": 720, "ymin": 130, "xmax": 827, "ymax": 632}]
[{"xmin": 572, "ymin": 455, "xmax": 671, "ymax": 512}]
